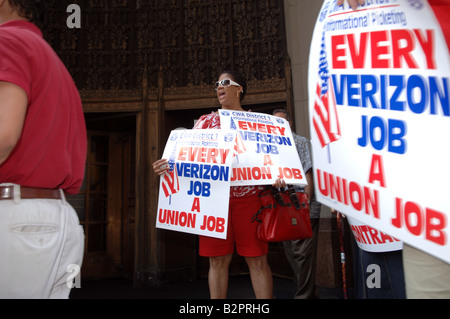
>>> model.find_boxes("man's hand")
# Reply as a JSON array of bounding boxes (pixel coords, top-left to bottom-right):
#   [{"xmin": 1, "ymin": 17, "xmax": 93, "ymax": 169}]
[
  {"xmin": 272, "ymin": 178, "xmax": 286, "ymax": 189},
  {"xmin": 152, "ymin": 158, "xmax": 169, "ymax": 176},
  {"xmin": 337, "ymin": 0, "xmax": 366, "ymax": 10}
]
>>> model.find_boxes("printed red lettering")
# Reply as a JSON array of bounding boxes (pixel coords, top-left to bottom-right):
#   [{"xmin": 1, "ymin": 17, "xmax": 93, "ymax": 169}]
[
  {"xmin": 368, "ymin": 227, "xmax": 383, "ymax": 244},
  {"xmin": 177, "ymin": 147, "xmax": 230, "ymax": 164},
  {"xmin": 206, "ymin": 148, "xmax": 218, "ymax": 164},
  {"xmin": 391, "ymin": 29, "xmax": 418, "ymax": 69},
  {"xmin": 238, "ymin": 121, "xmax": 286, "ymax": 135},
  {"xmin": 392, "ymin": 197, "xmax": 447, "ymax": 246},
  {"xmin": 200, "ymin": 215, "xmax": 226, "ymax": 233},
  {"xmin": 351, "ymin": 224, "xmax": 399, "ymax": 245},
  {"xmin": 263, "ymin": 155, "xmax": 273, "ymax": 166},
  {"xmin": 371, "ymin": 30, "xmax": 389, "ymax": 68},
  {"xmin": 347, "ymin": 32, "xmax": 368, "ymax": 69},
  {"xmin": 277, "ymin": 167, "xmax": 303, "ymax": 180},
  {"xmin": 379, "ymin": 231, "xmax": 397, "ymax": 244},
  {"xmin": 368, "ymin": 154, "xmax": 386, "ymax": 187},
  {"xmin": 158, "ymin": 209, "xmax": 196, "ymax": 228},
  {"xmin": 332, "ymin": 34, "xmax": 346, "ymax": 69},
  {"xmin": 331, "ymin": 29, "xmax": 436, "ymax": 70},
  {"xmin": 231, "ymin": 167, "xmax": 272, "ymax": 182},
  {"xmin": 317, "ymin": 169, "xmax": 380, "ymax": 218},
  {"xmin": 426, "ymin": 208, "xmax": 447, "ymax": 246},
  {"xmin": 414, "ymin": 29, "xmax": 436, "ymax": 69},
  {"xmin": 191, "ymin": 197, "xmax": 200, "ymax": 212}
]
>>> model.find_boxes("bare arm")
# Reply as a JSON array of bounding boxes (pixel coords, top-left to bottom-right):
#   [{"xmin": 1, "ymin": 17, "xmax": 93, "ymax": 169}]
[
  {"xmin": 304, "ymin": 169, "xmax": 314, "ymax": 201},
  {"xmin": 337, "ymin": 0, "xmax": 365, "ymax": 10},
  {"xmin": 0, "ymin": 81, "xmax": 28, "ymax": 165}
]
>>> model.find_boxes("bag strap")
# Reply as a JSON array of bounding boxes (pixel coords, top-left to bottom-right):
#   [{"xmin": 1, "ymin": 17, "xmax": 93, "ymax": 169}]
[
  {"xmin": 270, "ymin": 186, "xmax": 291, "ymax": 207},
  {"xmin": 287, "ymin": 185, "xmax": 302, "ymax": 209},
  {"xmin": 251, "ymin": 204, "xmax": 273, "ymax": 224},
  {"xmin": 272, "ymin": 185, "xmax": 304, "ymax": 210},
  {"xmin": 253, "ymin": 187, "xmax": 277, "ymax": 223},
  {"xmin": 253, "ymin": 186, "xmax": 306, "ymax": 224},
  {"xmin": 251, "ymin": 207, "xmax": 263, "ymax": 223}
]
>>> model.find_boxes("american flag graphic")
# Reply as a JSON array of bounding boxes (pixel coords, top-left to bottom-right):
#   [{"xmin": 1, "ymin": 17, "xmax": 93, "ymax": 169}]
[
  {"xmin": 233, "ymin": 132, "xmax": 247, "ymax": 157},
  {"xmin": 162, "ymin": 160, "xmax": 180, "ymax": 198},
  {"xmin": 229, "ymin": 117, "xmax": 246, "ymax": 162},
  {"xmin": 312, "ymin": 79, "xmax": 342, "ymax": 148},
  {"xmin": 313, "ymin": 31, "xmax": 341, "ymax": 150}
]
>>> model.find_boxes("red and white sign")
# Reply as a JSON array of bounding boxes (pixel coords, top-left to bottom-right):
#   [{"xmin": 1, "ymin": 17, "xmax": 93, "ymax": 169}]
[
  {"xmin": 347, "ymin": 216, "xmax": 403, "ymax": 252},
  {"xmin": 309, "ymin": 0, "xmax": 450, "ymax": 263},
  {"xmin": 156, "ymin": 129, "xmax": 236, "ymax": 239},
  {"xmin": 219, "ymin": 109, "xmax": 308, "ymax": 187}
]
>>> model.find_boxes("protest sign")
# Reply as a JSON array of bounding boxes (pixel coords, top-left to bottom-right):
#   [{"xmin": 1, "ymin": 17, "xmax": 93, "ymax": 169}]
[
  {"xmin": 347, "ymin": 216, "xmax": 403, "ymax": 252},
  {"xmin": 309, "ymin": 0, "xmax": 450, "ymax": 263},
  {"xmin": 156, "ymin": 129, "xmax": 236, "ymax": 239},
  {"xmin": 219, "ymin": 109, "xmax": 308, "ymax": 187}
]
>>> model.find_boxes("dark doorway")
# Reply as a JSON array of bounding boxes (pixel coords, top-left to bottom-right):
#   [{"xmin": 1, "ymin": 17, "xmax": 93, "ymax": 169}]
[{"xmin": 67, "ymin": 112, "xmax": 137, "ymax": 280}]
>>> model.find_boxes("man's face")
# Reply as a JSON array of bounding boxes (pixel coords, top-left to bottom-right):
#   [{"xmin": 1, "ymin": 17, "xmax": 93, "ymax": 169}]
[{"xmin": 273, "ymin": 112, "xmax": 287, "ymax": 121}]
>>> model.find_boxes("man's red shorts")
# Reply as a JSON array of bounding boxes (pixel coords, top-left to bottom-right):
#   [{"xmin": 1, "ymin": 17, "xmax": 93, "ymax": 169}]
[{"xmin": 199, "ymin": 193, "xmax": 268, "ymax": 257}]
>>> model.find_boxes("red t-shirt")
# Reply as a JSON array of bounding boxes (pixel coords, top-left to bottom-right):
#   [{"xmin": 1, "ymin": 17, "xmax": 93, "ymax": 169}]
[{"xmin": 0, "ymin": 20, "xmax": 87, "ymax": 195}]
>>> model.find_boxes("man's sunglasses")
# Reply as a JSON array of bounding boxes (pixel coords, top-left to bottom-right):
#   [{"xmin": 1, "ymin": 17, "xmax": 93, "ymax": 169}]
[{"xmin": 214, "ymin": 79, "xmax": 241, "ymax": 91}]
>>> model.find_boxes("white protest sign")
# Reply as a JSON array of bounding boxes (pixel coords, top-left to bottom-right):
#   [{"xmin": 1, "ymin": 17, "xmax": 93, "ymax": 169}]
[
  {"xmin": 156, "ymin": 129, "xmax": 236, "ymax": 239},
  {"xmin": 309, "ymin": 0, "xmax": 450, "ymax": 263},
  {"xmin": 219, "ymin": 109, "xmax": 307, "ymax": 187},
  {"xmin": 347, "ymin": 216, "xmax": 403, "ymax": 253}
]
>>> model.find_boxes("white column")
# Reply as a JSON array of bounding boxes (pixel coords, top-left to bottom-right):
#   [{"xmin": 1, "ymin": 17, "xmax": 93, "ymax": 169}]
[{"xmin": 284, "ymin": 0, "xmax": 324, "ymax": 138}]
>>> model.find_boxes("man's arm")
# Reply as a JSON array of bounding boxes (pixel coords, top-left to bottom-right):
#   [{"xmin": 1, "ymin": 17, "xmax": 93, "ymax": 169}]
[
  {"xmin": 0, "ymin": 81, "xmax": 28, "ymax": 165},
  {"xmin": 304, "ymin": 169, "xmax": 314, "ymax": 201},
  {"xmin": 337, "ymin": 0, "xmax": 365, "ymax": 10}
]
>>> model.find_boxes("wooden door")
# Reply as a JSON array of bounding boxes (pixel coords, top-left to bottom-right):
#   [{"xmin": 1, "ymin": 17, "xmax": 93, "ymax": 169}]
[{"xmin": 67, "ymin": 130, "xmax": 135, "ymax": 280}]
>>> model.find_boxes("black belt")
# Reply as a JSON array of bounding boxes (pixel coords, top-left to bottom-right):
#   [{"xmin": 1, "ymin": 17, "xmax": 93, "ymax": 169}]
[{"xmin": 0, "ymin": 186, "xmax": 63, "ymax": 200}]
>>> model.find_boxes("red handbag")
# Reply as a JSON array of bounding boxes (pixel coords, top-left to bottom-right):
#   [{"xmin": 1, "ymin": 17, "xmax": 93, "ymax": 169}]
[{"xmin": 252, "ymin": 186, "xmax": 313, "ymax": 242}]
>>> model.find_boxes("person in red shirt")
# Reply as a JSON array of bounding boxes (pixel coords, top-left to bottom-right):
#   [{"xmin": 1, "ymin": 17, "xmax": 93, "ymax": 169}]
[
  {"xmin": 153, "ymin": 70, "xmax": 286, "ymax": 299},
  {"xmin": 0, "ymin": 1, "xmax": 87, "ymax": 298}
]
